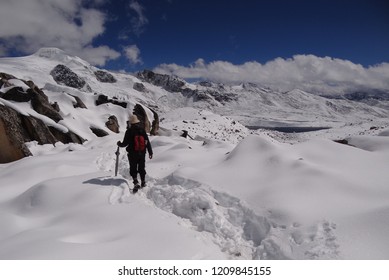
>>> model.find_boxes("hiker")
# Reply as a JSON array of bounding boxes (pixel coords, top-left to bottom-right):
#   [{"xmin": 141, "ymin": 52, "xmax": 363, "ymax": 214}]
[{"xmin": 117, "ymin": 114, "xmax": 153, "ymax": 189}]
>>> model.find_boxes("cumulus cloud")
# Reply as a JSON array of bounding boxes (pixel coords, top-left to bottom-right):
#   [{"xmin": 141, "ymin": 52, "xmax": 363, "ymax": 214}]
[
  {"xmin": 129, "ymin": 0, "xmax": 149, "ymax": 35},
  {"xmin": 154, "ymin": 55, "xmax": 389, "ymax": 94},
  {"xmin": 0, "ymin": 0, "xmax": 120, "ymax": 66},
  {"xmin": 124, "ymin": 44, "xmax": 142, "ymax": 65}
]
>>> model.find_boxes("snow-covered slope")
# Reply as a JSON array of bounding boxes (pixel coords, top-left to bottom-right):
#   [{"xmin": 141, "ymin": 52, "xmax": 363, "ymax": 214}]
[{"xmin": 1, "ymin": 48, "xmax": 389, "ymax": 259}]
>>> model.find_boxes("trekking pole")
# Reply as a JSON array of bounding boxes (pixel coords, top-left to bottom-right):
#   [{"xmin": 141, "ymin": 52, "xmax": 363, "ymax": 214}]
[{"xmin": 114, "ymin": 146, "xmax": 120, "ymax": 176}]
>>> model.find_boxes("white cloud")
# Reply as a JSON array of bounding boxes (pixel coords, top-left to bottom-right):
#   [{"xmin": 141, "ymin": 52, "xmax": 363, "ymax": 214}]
[
  {"xmin": 154, "ymin": 55, "xmax": 389, "ymax": 94},
  {"xmin": 124, "ymin": 44, "xmax": 142, "ymax": 65},
  {"xmin": 129, "ymin": 0, "xmax": 149, "ymax": 35},
  {"xmin": 0, "ymin": 0, "xmax": 120, "ymax": 66}
]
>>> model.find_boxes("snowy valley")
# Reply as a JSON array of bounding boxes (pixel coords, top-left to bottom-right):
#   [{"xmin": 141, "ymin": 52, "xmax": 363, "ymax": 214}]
[{"xmin": 1, "ymin": 48, "xmax": 389, "ymax": 259}]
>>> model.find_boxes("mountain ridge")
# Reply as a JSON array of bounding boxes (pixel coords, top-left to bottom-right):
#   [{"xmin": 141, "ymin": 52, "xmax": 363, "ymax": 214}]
[{"xmin": 1, "ymin": 47, "xmax": 389, "ymax": 163}]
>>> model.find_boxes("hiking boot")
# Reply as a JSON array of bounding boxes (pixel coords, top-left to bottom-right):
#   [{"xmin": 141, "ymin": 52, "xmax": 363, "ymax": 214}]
[
  {"xmin": 132, "ymin": 185, "xmax": 140, "ymax": 194},
  {"xmin": 133, "ymin": 178, "xmax": 139, "ymax": 186},
  {"xmin": 141, "ymin": 181, "xmax": 146, "ymax": 188}
]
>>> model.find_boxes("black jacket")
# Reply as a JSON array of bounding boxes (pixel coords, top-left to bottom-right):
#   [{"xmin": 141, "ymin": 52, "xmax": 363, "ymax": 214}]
[{"xmin": 118, "ymin": 124, "xmax": 153, "ymax": 157}]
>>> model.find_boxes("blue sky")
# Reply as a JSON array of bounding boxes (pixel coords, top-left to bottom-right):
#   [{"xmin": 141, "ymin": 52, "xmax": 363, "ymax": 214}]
[
  {"xmin": 0, "ymin": 0, "xmax": 388, "ymax": 91},
  {"xmin": 102, "ymin": 0, "xmax": 389, "ymax": 70}
]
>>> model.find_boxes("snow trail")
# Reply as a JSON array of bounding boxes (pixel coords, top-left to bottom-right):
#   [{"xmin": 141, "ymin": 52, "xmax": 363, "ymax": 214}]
[
  {"xmin": 90, "ymin": 132, "xmax": 345, "ymax": 260},
  {"xmin": 96, "ymin": 146, "xmax": 341, "ymax": 260}
]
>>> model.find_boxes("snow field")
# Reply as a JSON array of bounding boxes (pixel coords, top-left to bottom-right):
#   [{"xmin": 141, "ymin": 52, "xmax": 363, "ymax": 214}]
[
  {"xmin": 1, "ymin": 49, "xmax": 389, "ymax": 260},
  {"xmin": 109, "ymin": 134, "xmax": 345, "ymax": 259}
]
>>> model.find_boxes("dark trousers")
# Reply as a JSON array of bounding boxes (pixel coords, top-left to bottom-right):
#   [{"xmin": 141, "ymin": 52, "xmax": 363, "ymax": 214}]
[{"xmin": 128, "ymin": 153, "xmax": 146, "ymax": 182}]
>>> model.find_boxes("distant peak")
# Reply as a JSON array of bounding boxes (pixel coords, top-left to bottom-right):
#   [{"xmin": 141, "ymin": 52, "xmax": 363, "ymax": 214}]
[
  {"xmin": 32, "ymin": 47, "xmax": 91, "ymax": 68},
  {"xmin": 34, "ymin": 48, "xmax": 68, "ymax": 58}
]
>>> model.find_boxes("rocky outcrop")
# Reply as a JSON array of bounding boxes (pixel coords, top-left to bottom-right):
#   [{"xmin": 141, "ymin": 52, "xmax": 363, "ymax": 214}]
[
  {"xmin": 1, "ymin": 74, "xmax": 63, "ymax": 122},
  {"xmin": 133, "ymin": 104, "xmax": 151, "ymax": 133},
  {"xmin": 132, "ymin": 104, "xmax": 160, "ymax": 135},
  {"xmin": 48, "ymin": 128, "xmax": 85, "ymax": 145},
  {"xmin": 30, "ymin": 89, "xmax": 63, "ymax": 122},
  {"xmin": 90, "ymin": 127, "xmax": 109, "ymax": 137},
  {"xmin": 106, "ymin": 115, "xmax": 119, "ymax": 133},
  {"xmin": 133, "ymin": 82, "xmax": 147, "ymax": 93},
  {"xmin": 0, "ymin": 73, "xmax": 87, "ymax": 163},
  {"xmin": 70, "ymin": 94, "xmax": 87, "ymax": 109},
  {"xmin": 137, "ymin": 70, "xmax": 185, "ymax": 92},
  {"xmin": 50, "ymin": 64, "xmax": 91, "ymax": 91},
  {"xmin": 95, "ymin": 94, "xmax": 127, "ymax": 108},
  {"xmin": 136, "ymin": 70, "xmax": 237, "ymax": 105},
  {"xmin": 204, "ymin": 89, "xmax": 238, "ymax": 104},
  {"xmin": 1, "ymin": 86, "xmax": 32, "ymax": 102},
  {"xmin": 94, "ymin": 70, "xmax": 117, "ymax": 83},
  {"xmin": 0, "ymin": 105, "xmax": 33, "ymax": 163},
  {"xmin": 0, "ymin": 104, "xmax": 86, "ymax": 163},
  {"xmin": 149, "ymin": 108, "xmax": 159, "ymax": 136}
]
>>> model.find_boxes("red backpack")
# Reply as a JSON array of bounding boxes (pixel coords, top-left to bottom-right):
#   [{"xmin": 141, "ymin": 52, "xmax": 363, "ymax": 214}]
[{"xmin": 134, "ymin": 135, "xmax": 146, "ymax": 152}]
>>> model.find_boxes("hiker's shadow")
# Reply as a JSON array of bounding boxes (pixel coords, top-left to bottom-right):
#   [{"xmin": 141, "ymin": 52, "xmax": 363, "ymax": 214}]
[
  {"xmin": 83, "ymin": 177, "xmax": 128, "ymax": 187},
  {"xmin": 83, "ymin": 177, "xmax": 131, "ymax": 204}
]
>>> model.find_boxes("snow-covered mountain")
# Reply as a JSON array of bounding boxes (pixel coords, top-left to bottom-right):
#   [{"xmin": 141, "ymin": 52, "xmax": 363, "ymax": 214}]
[{"xmin": 1, "ymin": 48, "xmax": 389, "ymax": 260}]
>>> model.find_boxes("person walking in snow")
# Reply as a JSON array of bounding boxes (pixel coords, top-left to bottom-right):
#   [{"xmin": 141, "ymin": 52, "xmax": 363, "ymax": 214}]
[{"xmin": 117, "ymin": 115, "xmax": 153, "ymax": 190}]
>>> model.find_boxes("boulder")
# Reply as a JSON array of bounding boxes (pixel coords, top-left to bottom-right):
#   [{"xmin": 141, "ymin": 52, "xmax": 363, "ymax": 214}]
[
  {"xmin": 133, "ymin": 104, "xmax": 151, "ymax": 133},
  {"xmin": 0, "ymin": 102, "xmax": 85, "ymax": 163},
  {"xmin": 49, "ymin": 127, "xmax": 85, "ymax": 144},
  {"xmin": 95, "ymin": 94, "xmax": 127, "ymax": 108},
  {"xmin": 21, "ymin": 115, "xmax": 57, "ymax": 145},
  {"xmin": 133, "ymin": 82, "xmax": 147, "ymax": 93},
  {"xmin": 0, "ymin": 105, "xmax": 33, "ymax": 163},
  {"xmin": 105, "ymin": 115, "xmax": 120, "ymax": 133},
  {"xmin": 90, "ymin": 127, "xmax": 109, "ymax": 137},
  {"xmin": 31, "ymin": 89, "xmax": 63, "ymax": 122},
  {"xmin": 94, "ymin": 70, "xmax": 117, "ymax": 83},
  {"xmin": 70, "ymin": 94, "xmax": 87, "ymax": 109},
  {"xmin": 1, "ymin": 86, "xmax": 33, "ymax": 102},
  {"xmin": 149, "ymin": 108, "xmax": 160, "ymax": 136},
  {"xmin": 51, "ymin": 102, "xmax": 60, "ymax": 112},
  {"xmin": 50, "ymin": 64, "xmax": 91, "ymax": 91},
  {"xmin": 0, "ymin": 105, "xmax": 65, "ymax": 163}
]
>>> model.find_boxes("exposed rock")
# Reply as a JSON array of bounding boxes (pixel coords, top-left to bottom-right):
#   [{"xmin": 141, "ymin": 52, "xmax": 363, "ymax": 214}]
[
  {"xmin": 49, "ymin": 127, "xmax": 85, "ymax": 144},
  {"xmin": 31, "ymin": 90, "xmax": 63, "ymax": 122},
  {"xmin": 334, "ymin": 139, "xmax": 349, "ymax": 145},
  {"xmin": 0, "ymin": 98, "xmax": 85, "ymax": 163},
  {"xmin": 0, "ymin": 104, "xmax": 66, "ymax": 163},
  {"xmin": 95, "ymin": 94, "xmax": 127, "ymax": 108},
  {"xmin": 106, "ymin": 115, "xmax": 120, "ymax": 133},
  {"xmin": 90, "ymin": 127, "xmax": 109, "ymax": 137},
  {"xmin": 137, "ymin": 70, "xmax": 185, "ymax": 92},
  {"xmin": 0, "ymin": 72, "xmax": 17, "ymax": 81},
  {"xmin": 0, "ymin": 105, "xmax": 33, "ymax": 163},
  {"xmin": 50, "ymin": 64, "xmax": 91, "ymax": 91},
  {"xmin": 70, "ymin": 94, "xmax": 87, "ymax": 109},
  {"xmin": 51, "ymin": 102, "xmax": 60, "ymax": 112},
  {"xmin": 1, "ymin": 86, "xmax": 33, "ymax": 102},
  {"xmin": 94, "ymin": 70, "xmax": 117, "ymax": 83},
  {"xmin": 133, "ymin": 104, "xmax": 151, "ymax": 133},
  {"xmin": 21, "ymin": 115, "xmax": 57, "ymax": 145},
  {"xmin": 133, "ymin": 82, "xmax": 147, "ymax": 93},
  {"xmin": 181, "ymin": 87, "xmax": 199, "ymax": 98},
  {"xmin": 149, "ymin": 108, "xmax": 160, "ymax": 136},
  {"xmin": 1, "ymin": 74, "xmax": 63, "ymax": 123},
  {"xmin": 205, "ymin": 89, "xmax": 238, "ymax": 103},
  {"xmin": 199, "ymin": 81, "xmax": 213, "ymax": 87},
  {"xmin": 132, "ymin": 104, "xmax": 159, "ymax": 135}
]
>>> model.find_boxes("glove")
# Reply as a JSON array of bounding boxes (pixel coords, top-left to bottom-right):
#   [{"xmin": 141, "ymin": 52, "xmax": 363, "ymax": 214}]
[
  {"xmin": 149, "ymin": 154, "xmax": 153, "ymax": 159},
  {"xmin": 117, "ymin": 141, "xmax": 121, "ymax": 146}
]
